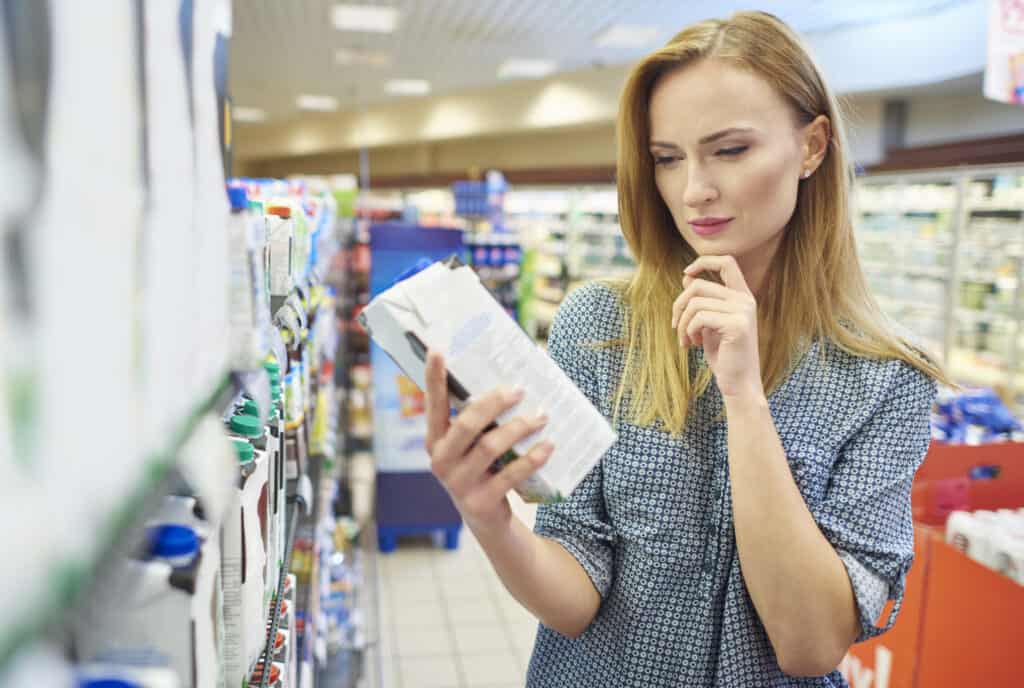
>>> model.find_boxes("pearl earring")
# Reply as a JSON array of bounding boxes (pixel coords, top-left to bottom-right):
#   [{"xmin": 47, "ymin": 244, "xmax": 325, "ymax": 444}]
[{"xmin": 802, "ymin": 170, "xmax": 811, "ymax": 179}]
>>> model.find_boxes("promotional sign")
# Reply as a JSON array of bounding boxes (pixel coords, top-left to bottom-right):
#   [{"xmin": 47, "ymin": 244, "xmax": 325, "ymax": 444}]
[{"xmin": 368, "ymin": 223, "xmax": 464, "ymax": 472}]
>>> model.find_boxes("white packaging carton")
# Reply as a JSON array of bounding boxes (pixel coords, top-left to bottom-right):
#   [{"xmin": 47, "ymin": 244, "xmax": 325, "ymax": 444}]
[{"xmin": 359, "ymin": 258, "xmax": 616, "ymax": 503}]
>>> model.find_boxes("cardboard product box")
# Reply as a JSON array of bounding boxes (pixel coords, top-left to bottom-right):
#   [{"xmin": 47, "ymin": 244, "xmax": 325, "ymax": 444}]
[{"xmin": 359, "ymin": 257, "xmax": 616, "ymax": 503}]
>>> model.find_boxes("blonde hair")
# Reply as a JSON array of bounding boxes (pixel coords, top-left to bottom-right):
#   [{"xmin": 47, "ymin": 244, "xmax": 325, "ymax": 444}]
[{"xmin": 611, "ymin": 10, "xmax": 949, "ymax": 435}]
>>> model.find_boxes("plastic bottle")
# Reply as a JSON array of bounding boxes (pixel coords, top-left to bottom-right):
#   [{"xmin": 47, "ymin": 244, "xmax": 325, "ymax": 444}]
[
  {"xmin": 73, "ymin": 523, "xmax": 221, "ymax": 688},
  {"xmin": 147, "ymin": 525, "xmax": 199, "ymax": 568},
  {"xmin": 267, "ymin": 205, "xmax": 295, "ymax": 297},
  {"xmin": 76, "ymin": 665, "xmax": 180, "ymax": 688},
  {"xmin": 227, "ymin": 185, "xmax": 264, "ymax": 370}
]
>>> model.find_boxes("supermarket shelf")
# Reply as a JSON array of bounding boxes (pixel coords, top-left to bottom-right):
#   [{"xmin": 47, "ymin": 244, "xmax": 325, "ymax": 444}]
[
  {"xmin": 862, "ymin": 261, "xmax": 948, "ymax": 279},
  {"xmin": 955, "ymin": 307, "xmax": 1017, "ymax": 324},
  {"xmin": 949, "ymin": 349, "xmax": 1017, "ymax": 388},
  {"xmin": 531, "ymin": 300, "xmax": 561, "ymax": 324},
  {"xmin": 875, "ymin": 296, "xmax": 943, "ymax": 315},
  {"xmin": 256, "ymin": 498, "xmax": 301, "ymax": 688},
  {"xmin": 0, "ymin": 372, "xmax": 237, "ymax": 671},
  {"xmin": 534, "ymin": 286, "xmax": 566, "ymax": 303}
]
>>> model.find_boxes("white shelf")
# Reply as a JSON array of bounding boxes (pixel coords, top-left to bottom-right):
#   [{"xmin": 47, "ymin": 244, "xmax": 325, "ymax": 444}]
[
  {"xmin": 949, "ymin": 348, "xmax": 1017, "ymax": 388},
  {"xmin": 955, "ymin": 307, "xmax": 1017, "ymax": 324}
]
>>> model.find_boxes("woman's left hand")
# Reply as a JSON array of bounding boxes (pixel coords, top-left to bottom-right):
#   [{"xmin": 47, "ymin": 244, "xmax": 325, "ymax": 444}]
[{"xmin": 671, "ymin": 255, "xmax": 765, "ymax": 402}]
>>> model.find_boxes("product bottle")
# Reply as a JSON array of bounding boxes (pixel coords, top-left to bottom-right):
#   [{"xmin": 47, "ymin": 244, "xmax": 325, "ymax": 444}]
[
  {"xmin": 267, "ymin": 205, "xmax": 295, "ymax": 297},
  {"xmin": 73, "ymin": 524, "xmax": 221, "ymax": 688},
  {"xmin": 227, "ymin": 185, "xmax": 262, "ymax": 370}
]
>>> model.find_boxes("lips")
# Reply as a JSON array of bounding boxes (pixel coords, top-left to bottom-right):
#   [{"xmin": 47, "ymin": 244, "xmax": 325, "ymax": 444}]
[{"xmin": 688, "ymin": 217, "xmax": 732, "ymax": 237}]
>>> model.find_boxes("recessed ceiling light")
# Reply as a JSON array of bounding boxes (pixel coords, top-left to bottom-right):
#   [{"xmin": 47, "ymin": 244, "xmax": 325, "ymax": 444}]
[
  {"xmin": 335, "ymin": 47, "xmax": 392, "ymax": 67},
  {"xmin": 233, "ymin": 106, "xmax": 267, "ymax": 123},
  {"xmin": 594, "ymin": 24, "xmax": 662, "ymax": 48},
  {"xmin": 498, "ymin": 59, "xmax": 557, "ymax": 80},
  {"xmin": 296, "ymin": 94, "xmax": 339, "ymax": 111},
  {"xmin": 332, "ymin": 4, "xmax": 399, "ymax": 33},
  {"xmin": 385, "ymin": 79, "xmax": 431, "ymax": 96}
]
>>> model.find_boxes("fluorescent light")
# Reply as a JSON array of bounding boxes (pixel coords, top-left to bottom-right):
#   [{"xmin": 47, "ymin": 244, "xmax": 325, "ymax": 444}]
[
  {"xmin": 594, "ymin": 24, "xmax": 662, "ymax": 48},
  {"xmin": 335, "ymin": 47, "xmax": 392, "ymax": 67},
  {"xmin": 296, "ymin": 94, "xmax": 339, "ymax": 111},
  {"xmin": 233, "ymin": 106, "xmax": 267, "ymax": 123},
  {"xmin": 332, "ymin": 4, "xmax": 399, "ymax": 33},
  {"xmin": 385, "ymin": 79, "xmax": 431, "ymax": 96},
  {"xmin": 498, "ymin": 59, "xmax": 557, "ymax": 80}
]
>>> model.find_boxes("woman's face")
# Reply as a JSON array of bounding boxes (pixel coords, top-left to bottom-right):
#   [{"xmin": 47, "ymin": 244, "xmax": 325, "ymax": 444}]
[{"xmin": 648, "ymin": 59, "xmax": 827, "ymax": 292}]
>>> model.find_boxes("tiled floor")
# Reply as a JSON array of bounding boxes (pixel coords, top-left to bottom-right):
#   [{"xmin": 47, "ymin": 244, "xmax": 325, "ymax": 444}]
[{"xmin": 360, "ymin": 499, "xmax": 539, "ymax": 688}]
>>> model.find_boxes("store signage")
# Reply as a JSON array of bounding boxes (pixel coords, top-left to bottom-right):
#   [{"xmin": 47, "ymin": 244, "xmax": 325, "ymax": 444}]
[{"xmin": 984, "ymin": 0, "xmax": 1024, "ymax": 104}]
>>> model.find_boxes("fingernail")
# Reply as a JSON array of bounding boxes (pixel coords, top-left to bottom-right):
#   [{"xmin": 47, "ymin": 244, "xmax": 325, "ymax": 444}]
[
  {"xmin": 541, "ymin": 441, "xmax": 556, "ymax": 455},
  {"xmin": 533, "ymin": 410, "xmax": 549, "ymax": 426}
]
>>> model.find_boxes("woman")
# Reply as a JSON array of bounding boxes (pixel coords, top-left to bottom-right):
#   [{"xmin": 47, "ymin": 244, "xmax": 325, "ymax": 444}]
[{"xmin": 424, "ymin": 11, "xmax": 947, "ymax": 687}]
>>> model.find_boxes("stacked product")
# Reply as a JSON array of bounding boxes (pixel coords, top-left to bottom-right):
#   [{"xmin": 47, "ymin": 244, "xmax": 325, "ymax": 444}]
[
  {"xmin": 947, "ymin": 508, "xmax": 1024, "ymax": 584},
  {"xmin": 932, "ymin": 387, "xmax": 1024, "ymax": 444}
]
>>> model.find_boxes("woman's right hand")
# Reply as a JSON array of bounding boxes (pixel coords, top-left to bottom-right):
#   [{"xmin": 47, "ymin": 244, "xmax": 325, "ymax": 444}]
[{"xmin": 424, "ymin": 349, "xmax": 555, "ymax": 536}]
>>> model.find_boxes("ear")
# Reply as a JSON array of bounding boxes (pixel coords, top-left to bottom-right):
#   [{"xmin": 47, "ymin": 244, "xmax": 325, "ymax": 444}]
[{"xmin": 800, "ymin": 115, "xmax": 831, "ymax": 176}]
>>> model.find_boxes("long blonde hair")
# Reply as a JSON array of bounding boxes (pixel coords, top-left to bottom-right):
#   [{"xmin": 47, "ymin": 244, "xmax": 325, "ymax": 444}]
[{"xmin": 612, "ymin": 10, "xmax": 949, "ymax": 435}]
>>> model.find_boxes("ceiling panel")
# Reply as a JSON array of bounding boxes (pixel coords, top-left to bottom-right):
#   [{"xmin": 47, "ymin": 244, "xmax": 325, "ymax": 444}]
[{"xmin": 229, "ymin": 0, "xmax": 981, "ymax": 123}]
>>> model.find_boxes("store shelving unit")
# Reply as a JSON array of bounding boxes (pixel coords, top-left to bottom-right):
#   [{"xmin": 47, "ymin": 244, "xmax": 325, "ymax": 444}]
[
  {"xmin": 506, "ymin": 185, "xmax": 635, "ymax": 343},
  {"xmin": 853, "ymin": 165, "xmax": 1024, "ymax": 407}
]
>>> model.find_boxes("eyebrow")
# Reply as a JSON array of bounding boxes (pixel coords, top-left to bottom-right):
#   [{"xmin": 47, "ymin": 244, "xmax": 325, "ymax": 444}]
[{"xmin": 649, "ymin": 127, "xmax": 756, "ymax": 148}]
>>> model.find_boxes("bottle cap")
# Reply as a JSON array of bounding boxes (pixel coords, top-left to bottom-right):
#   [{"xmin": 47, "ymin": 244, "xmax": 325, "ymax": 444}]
[
  {"xmin": 267, "ymin": 205, "xmax": 291, "ymax": 219},
  {"xmin": 233, "ymin": 439, "xmax": 255, "ymax": 463},
  {"xmin": 241, "ymin": 398, "xmax": 260, "ymax": 416},
  {"xmin": 147, "ymin": 524, "xmax": 199, "ymax": 560},
  {"xmin": 79, "ymin": 680, "xmax": 139, "ymax": 688},
  {"xmin": 227, "ymin": 185, "xmax": 248, "ymax": 211},
  {"xmin": 229, "ymin": 413, "xmax": 263, "ymax": 438},
  {"xmin": 263, "ymin": 359, "xmax": 281, "ymax": 375}
]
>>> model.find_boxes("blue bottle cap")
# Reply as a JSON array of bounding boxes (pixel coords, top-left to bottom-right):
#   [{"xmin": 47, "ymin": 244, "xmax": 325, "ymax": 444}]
[
  {"xmin": 227, "ymin": 185, "xmax": 248, "ymax": 211},
  {"xmin": 79, "ymin": 680, "xmax": 138, "ymax": 688},
  {"xmin": 147, "ymin": 524, "xmax": 199, "ymax": 560}
]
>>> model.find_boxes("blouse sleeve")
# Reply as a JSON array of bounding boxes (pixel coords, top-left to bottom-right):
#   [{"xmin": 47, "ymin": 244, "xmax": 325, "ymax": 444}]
[
  {"xmin": 812, "ymin": 362, "xmax": 936, "ymax": 641},
  {"xmin": 532, "ymin": 284, "xmax": 618, "ymax": 599}
]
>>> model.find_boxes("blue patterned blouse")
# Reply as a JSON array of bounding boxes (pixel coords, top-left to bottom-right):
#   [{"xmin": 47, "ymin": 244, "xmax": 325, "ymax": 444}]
[{"xmin": 527, "ymin": 282, "xmax": 936, "ymax": 687}]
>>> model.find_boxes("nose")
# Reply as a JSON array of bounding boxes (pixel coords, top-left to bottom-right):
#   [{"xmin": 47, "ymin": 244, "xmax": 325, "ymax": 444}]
[{"xmin": 682, "ymin": 162, "xmax": 719, "ymax": 208}]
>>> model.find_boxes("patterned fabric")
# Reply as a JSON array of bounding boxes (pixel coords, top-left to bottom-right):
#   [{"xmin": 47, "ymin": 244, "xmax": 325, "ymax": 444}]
[{"xmin": 527, "ymin": 282, "xmax": 936, "ymax": 688}]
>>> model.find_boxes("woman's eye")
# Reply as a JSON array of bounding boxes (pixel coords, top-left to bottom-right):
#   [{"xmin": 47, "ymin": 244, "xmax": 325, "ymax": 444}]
[
  {"xmin": 716, "ymin": 145, "xmax": 748, "ymax": 157},
  {"xmin": 653, "ymin": 154, "xmax": 680, "ymax": 166}
]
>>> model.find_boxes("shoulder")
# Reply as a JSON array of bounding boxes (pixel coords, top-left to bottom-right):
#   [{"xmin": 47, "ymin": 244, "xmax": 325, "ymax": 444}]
[
  {"xmin": 550, "ymin": 280, "xmax": 626, "ymax": 346},
  {"xmin": 815, "ymin": 338, "xmax": 937, "ymax": 408}
]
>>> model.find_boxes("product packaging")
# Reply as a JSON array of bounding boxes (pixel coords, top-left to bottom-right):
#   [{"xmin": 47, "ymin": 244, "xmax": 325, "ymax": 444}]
[
  {"xmin": 359, "ymin": 257, "xmax": 616, "ymax": 503},
  {"xmin": 73, "ymin": 524, "xmax": 221, "ymax": 688},
  {"xmin": 221, "ymin": 440, "xmax": 269, "ymax": 687}
]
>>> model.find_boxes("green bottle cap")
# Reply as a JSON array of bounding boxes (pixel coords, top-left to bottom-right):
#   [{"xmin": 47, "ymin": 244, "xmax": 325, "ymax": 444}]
[
  {"xmin": 241, "ymin": 398, "xmax": 260, "ymax": 416},
  {"xmin": 229, "ymin": 413, "xmax": 263, "ymax": 438},
  {"xmin": 232, "ymin": 439, "xmax": 254, "ymax": 463},
  {"xmin": 269, "ymin": 371, "xmax": 280, "ymax": 386},
  {"xmin": 263, "ymin": 360, "xmax": 281, "ymax": 375}
]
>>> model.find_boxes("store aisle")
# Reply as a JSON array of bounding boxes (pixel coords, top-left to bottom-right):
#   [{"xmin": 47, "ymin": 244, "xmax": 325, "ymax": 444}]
[{"xmin": 363, "ymin": 499, "xmax": 539, "ymax": 688}]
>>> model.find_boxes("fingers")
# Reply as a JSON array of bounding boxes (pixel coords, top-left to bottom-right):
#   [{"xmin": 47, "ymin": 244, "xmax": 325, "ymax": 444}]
[
  {"xmin": 479, "ymin": 440, "xmax": 556, "ymax": 504},
  {"xmin": 675, "ymin": 296, "xmax": 733, "ymax": 348},
  {"xmin": 445, "ymin": 412, "xmax": 549, "ymax": 496},
  {"xmin": 431, "ymin": 385, "xmax": 525, "ymax": 478},
  {"xmin": 424, "ymin": 350, "xmax": 450, "ymax": 454},
  {"xmin": 684, "ymin": 255, "xmax": 752, "ymax": 294},
  {"xmin": 672, "ymin": 279, "xmax": 736, "ymax": 328},
  {"xmin": 685, "ymin": 310, "xmax": 736, "ymax": 346}
]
